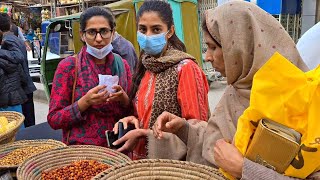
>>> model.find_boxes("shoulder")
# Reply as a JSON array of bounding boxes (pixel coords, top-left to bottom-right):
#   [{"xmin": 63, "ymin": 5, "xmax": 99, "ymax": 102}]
[
  {"xmin": 57, "ymin": 55, "xmax": 76, "ymax": 71},
  {"xmin": 177, "ymin": 59, "xmax": 201, "ymax": 72}
]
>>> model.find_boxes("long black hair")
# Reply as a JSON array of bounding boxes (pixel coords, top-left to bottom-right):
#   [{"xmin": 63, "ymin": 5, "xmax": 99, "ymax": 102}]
[{"xmin": 130, "ymin": 0, "xmax": 186, "ymax": 100}]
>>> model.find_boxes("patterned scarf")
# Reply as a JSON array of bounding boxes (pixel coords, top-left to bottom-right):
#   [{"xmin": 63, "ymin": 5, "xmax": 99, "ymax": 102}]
[
  {"xmin": 77, "ymin": 46, "xmax": 129, "ymax": 94},
  {"xmin": 142, "ymin": 46, "xmax": 195, "ymax": 127}
]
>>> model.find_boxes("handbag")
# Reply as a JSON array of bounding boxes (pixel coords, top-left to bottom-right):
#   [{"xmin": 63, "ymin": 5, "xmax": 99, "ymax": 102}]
[{"xmin": 245, "ymin": 118, "xmax": 301, "ymax": 173}]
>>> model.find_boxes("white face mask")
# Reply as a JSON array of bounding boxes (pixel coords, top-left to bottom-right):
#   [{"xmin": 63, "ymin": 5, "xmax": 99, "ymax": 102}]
[{"xmin": 86, "ymin": 43, "xmax": 113, "ymax": 59}]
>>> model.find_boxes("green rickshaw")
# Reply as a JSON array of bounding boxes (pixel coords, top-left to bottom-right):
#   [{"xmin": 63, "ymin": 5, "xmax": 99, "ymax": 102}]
[{"xmin": 41, "ymin": 0, "xmax": 204, "ymax": 100}]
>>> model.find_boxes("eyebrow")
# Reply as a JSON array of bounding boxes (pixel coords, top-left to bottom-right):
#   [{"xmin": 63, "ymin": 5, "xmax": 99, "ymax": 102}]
[
  {"xmin": 85, "ymin": 27, "xmax": 111, "ymax": 31},
  {"xmin": 138, "ymin": 24, "xmax": 163, "ymax": 28}
]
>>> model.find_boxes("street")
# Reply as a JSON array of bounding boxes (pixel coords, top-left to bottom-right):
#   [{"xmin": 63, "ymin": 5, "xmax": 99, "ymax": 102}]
[{"xmin": 33, "ymin": 81, "xmax": 227, "ymax": 124}]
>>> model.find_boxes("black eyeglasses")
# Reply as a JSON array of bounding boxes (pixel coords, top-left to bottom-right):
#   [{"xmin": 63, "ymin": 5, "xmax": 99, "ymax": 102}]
[{"xmin": 83, "ymin": 28, "xmax": 113, "ymax": 40}]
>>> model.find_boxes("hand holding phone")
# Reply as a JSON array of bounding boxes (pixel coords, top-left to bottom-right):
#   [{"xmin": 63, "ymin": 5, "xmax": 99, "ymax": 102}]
[{"xmin": 106, "ymin": 122, "xmax": 135, "ymax": 149}]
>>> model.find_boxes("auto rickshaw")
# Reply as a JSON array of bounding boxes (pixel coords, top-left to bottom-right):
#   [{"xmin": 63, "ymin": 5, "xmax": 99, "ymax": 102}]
[{"xmin": 41, "ymin": 0, "xmax": 207, "ymax": 101}]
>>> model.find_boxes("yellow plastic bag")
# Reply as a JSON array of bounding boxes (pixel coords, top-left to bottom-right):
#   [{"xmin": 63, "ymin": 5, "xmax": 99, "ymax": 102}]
[{"xmin": 234, "ymin": 52, "xmax": 320, "ymax": 178}]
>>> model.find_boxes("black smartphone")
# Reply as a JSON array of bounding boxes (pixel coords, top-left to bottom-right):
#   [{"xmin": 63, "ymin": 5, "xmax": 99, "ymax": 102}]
[
  {"xmin": 118, "ymin": 122, "xmax": 135, "ymax": 139},
  {"xmin": 106, "ymin": 131, "xmax": 121, "ymax": 149}
]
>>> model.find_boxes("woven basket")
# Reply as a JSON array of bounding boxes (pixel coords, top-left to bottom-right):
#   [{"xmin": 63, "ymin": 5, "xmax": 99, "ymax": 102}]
[
  {"xmin": 93, "ymin": 159, "xmax": 227, "ymax": 180},
  {"xmin": 0, "ymin": 111, "xmax": 24, "ymax": 145},
  {"xmin": 0, "ymin": 139, "xmax": 66, "ymax": 169},
  {"xmin": 16, "ymin": 145, "xmax": 132, "ymax": 180}
]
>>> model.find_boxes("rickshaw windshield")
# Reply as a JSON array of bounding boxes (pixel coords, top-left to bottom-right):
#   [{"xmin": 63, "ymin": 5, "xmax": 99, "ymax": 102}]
[{"xmin": 46, "ymin": 21, "xmax": 75, "ymax": 61}]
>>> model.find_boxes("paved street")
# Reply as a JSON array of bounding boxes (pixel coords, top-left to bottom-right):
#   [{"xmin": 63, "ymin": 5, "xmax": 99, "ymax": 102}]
[{"xmin": 33, "ymin": 81, "xmax": 227, "ymax": 124}]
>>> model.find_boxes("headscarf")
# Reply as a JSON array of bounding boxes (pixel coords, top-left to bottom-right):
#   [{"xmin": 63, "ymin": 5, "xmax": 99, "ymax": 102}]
[
  {"xmin": 202, "ymin": 0, "xmax": 308, "ymax": 165},
  {"xmin": 297, "ymin": 22, "xmax": 320, "ymax": 70}
]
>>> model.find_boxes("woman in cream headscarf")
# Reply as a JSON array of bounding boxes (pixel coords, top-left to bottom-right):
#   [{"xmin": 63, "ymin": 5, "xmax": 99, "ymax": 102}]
[{"xmin": 152, "ymin": 1, "xmax": 320, "ymax": 179}]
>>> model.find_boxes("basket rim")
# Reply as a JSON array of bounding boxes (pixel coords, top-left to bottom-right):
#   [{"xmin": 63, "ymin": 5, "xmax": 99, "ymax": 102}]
[
  {"xmin": 0, "ymin": 139, "xmax": 66, "ymax": 169},
  {"xmin": 0, "ymin": 111, "xmax": 25, "ymax": 143},
  {"xmin": 16, "ymin": 145, "xmax": 132, "ymax": 180},
  {"xmin": 93, "ymin": 159, "xmax": 226, "ymax": 180}
]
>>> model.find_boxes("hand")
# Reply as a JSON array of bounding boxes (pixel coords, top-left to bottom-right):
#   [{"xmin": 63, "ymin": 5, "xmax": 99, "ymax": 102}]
[
  {"xmin": 113, "ymin": 129, "xmax": 148, "ymax": 152},
  {"xmin": 113, "ymin": 116, "xmax": 140, "ymax": 134},
  {"xmin": 107, "ymin": 85, "xmax": 129, "ymax": 107},
  {"xmin": 24, "ymin": 41, "xmax": 31, "ymax": 51},
  {"xmin": 214, "ymin": 139, "xmax": 244, "ymax": 178},
  {"xmin": 78, "ymin": 85, "xmax": 108, "ymax": 112},
  {"xmin": 152, "ymin": 111, "xmax": 186, "ymax": 139}
]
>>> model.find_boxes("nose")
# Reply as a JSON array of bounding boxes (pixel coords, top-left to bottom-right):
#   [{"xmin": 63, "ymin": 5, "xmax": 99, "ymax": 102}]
[
  {"xmin": 145, "ymin": 30, "xmax": 153, "ymax": 36},
  {"xmin": 95, "ymin": 33, "xmax": 103, "ymax": 43},
  {"xmin": 204, "ymin": 51, "xmax": 213, "ymax": 62}
]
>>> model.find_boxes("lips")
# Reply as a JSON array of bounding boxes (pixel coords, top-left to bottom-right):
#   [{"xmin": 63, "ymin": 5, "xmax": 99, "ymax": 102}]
[{"xmin": 94, "ymin": 45, "xmax": 105, "ymax": 49}]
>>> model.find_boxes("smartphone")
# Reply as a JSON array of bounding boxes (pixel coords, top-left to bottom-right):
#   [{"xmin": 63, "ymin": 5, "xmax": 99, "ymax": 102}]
[
  {"xmin": 106, "ymin": 130, "xmax": 120, "ymax": 149},
  {"xmin": 118, "ymin": 122, "xmax": 135, "ymax": 139}
]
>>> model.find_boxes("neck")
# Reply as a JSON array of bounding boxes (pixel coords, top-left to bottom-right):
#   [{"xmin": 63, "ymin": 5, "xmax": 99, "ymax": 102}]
[{"xmin": 93, "ymin": 56, "xmax": 107, "ymax": 64}]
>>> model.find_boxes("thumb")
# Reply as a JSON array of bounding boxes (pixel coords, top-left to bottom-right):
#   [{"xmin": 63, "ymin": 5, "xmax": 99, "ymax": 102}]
[
  {"xmin": 165, "ymin": 119, "xmax": 179, "ymax": 129},
  {"xmin": 93, "ymin": 85, "xmax": 107, "ymax": 93}
]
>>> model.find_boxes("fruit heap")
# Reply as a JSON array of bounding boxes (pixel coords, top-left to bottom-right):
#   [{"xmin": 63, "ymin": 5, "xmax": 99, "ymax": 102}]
[{"xmin": 0, "ymin": 117, "xmax": 16, "ymax": 135}]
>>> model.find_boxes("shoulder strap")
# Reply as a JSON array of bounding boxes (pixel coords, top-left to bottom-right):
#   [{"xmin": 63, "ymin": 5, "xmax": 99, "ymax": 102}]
[
  {"xmin": 71, "ymin": 55, "xmax": 78, "ymax": 103},
  {"xmin": 67, "ymin": 55, "xmax": 78, "ymax": 145}
]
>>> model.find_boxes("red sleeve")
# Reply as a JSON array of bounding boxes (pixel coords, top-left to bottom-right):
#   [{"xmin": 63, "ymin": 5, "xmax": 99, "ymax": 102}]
[
  {"xmin": 47, "ymin": 57, "xmax": 85, "ymax": 130},
  {"xmin": 122, "ymin": 59, "xmax": 132, "ymax": 95},
  {"xmin": 120, "ymin": 59, "xmax": 134, "ymax": 117},
  {"xmin": 177, "ymin": 60, "xmax": 209, "ymax": 121}
]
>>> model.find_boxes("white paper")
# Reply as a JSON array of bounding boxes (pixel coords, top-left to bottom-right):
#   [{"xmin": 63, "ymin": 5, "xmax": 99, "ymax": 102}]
[{"xmin": 98, "ymin": 74, "xmax": 119, "ymax": 93}]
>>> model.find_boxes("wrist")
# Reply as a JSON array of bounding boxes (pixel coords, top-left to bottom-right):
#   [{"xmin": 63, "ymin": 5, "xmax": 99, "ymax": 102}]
[
  {"xmin": 234, "ymin": 157, "xmax": 244, "ymax": 178},
  {"xmin": 120, "ymin": 94, "xmax": 130, "ymax": 107},
  {"xmin": 78, "ymin": 96, "xmax": 90, "ymax": 111},
  {"xmin": 138, "ymin": 129, "xmax": 149, "ymax": 137}
]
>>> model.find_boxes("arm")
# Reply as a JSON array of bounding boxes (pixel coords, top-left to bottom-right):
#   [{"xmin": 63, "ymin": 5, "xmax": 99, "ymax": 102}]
[
  {"xmin": 17, "ymin": 27, "xmax": 26, "ymax": 41},
  {"xmin": 0, "ymin": 34, "xmax": 24, "ymax": 64},
  {"xmin": 47, "ymin": 57, "xmax": 86, "ymax": 130},
  {"xmin": 241, "ymin": 158, "xmax": 302, "ymax": 180},
  {"xmin": 17, "ymin": 28, "xmax": 31, "ymax": 51},
  {"xmin": 177, "ymin": 60, "xmax": 209, "ymax": 121},
  {"xmin": 119, "ymin": 59, "xmax": 133, "ymax": 116}
]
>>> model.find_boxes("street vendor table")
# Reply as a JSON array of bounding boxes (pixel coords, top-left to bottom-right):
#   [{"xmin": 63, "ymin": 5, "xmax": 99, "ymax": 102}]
[{"xmin": 16, "ymin": 122, "xmax": 62, "ymax": 141}]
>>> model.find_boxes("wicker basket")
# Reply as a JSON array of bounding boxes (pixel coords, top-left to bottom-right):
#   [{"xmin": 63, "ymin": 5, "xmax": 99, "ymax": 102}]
[
  {"xmin": 93, "ymin": 159, "xmax": 227, "ymax": 180},
  {"xmin": 0, "ymin": 139, "xmax": 66, "ymax": 169},
  {"xmin": 16, "ymin": 145, "xmax": 132, "ymax": 180},
  {"xmin": 0, "ymin": 111, "xmax": 24, "ymax": 145}
]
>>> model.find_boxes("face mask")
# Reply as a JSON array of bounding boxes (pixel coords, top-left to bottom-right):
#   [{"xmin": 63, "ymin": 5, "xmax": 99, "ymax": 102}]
[
  {"xmin": 86, "ymin": 43, "xmax": 113, "ymax": 59},
  {"xmin": 137, "ymin": 31, "xmax": 168, "ymax": 55}
]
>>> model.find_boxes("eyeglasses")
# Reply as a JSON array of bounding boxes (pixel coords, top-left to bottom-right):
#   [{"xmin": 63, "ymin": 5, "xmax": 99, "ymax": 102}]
[{"xmin": 83, "ymin": 28, "xmax": 113, "ymax": 40}]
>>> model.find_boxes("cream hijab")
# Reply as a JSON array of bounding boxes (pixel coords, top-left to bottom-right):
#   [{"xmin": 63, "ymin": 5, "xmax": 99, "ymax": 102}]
[{"xmin": 202, "ymin": 1, "xmax": 308, "ymax": 165}]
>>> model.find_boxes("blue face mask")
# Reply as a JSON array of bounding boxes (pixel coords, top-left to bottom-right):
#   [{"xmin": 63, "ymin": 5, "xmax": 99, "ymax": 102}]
[
  {"xmin": 86, "ymin": 43, "xmax": 113, "ymax": 59},
  {"xmin": 137, "ymin": 31, "xmax": 168, "ymax": 55}
]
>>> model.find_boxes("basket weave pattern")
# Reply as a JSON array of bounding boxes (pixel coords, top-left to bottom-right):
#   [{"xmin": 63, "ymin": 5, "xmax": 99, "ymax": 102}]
[
  {"xmin": 0, "ymin": 139, "xmax": 66, "ymax": 169},
  {"xmin": 16, "ymin": 145, "xmax": 132, "ymax": 180},
  {"xmin": 0, "ymin": 111, "xmax": 25, "ymax": 145},
  {"xmin": 93, "ymin": 159, "xmax": 226, "ymax": 180}
]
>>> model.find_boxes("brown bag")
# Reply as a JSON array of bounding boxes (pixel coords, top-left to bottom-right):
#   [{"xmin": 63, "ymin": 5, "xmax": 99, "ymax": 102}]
[
  {"xmin": 66, "ymin": 55, "xmax": 78, "ymax": 145},
  {"xmin": 245, "ymin": 119, "xmax": 301, "ymax": 173}
]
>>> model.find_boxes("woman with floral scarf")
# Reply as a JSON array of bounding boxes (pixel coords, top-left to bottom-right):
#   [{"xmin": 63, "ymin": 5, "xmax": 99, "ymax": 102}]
[{"xmin": 48, "ymin": 7, "xmax": 132, "ymax": 147}]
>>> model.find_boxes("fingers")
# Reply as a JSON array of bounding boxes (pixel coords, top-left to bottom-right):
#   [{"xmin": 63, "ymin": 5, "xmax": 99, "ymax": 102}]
[
  {"xmin": 120, "ymin": 116, "xmax": 140, "ymax": 129},
  {"xmin": 113, "ymin": 122, "xmax": 119, "ymax": 134},
  {"xmin": 116, "ymin": 143, "xmax": 127, "ymax": 152},
  {"xmin": 92, "ymin": 85, "xmax": 107, "ymax": 94},
  {"xmin": 156, "ymin": 111, "xmax": 172, "ymax": 130},
  {"xmin": 153, "ymin": 122, "xmax": 163, "ymax": 139},
  {"xmin": 113, "ymin": 134, "xmax": 128, "ymax": 146},
  {"xmin": 112, "ymin": 85, "xmax": 122, "ymax": 92}
]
